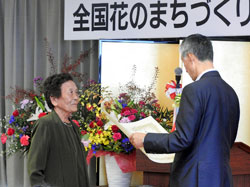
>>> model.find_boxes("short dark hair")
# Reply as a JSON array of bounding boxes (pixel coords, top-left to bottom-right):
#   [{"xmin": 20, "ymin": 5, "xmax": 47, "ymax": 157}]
[
  {"xmin": 43, "ymin": 73, "xmax": 73, "ymax": 109},
  {"xmin": 180, "ymin": 34, "xmax": 213, "ymax": 62}
]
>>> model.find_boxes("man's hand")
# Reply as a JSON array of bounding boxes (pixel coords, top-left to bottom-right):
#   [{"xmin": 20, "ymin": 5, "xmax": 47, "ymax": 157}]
[{"xmin": 129, "ymin": 133, "xmax": 146, "ymax": 149}]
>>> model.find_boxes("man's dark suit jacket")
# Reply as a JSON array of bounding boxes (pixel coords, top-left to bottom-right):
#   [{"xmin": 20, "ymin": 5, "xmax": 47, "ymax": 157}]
[{"xmin": 144, "ymin": 71, "xmax": 240, "ymax": 187}]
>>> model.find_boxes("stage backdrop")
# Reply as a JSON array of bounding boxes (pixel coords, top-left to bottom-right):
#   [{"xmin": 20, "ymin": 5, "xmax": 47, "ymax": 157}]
[
  {"xmin": 99, "ymin": 40, "xmax": 179, "ymax": 186},
  {"xmin": 181, "ymin": 40, "xmax": 250, "ymax": 146}
]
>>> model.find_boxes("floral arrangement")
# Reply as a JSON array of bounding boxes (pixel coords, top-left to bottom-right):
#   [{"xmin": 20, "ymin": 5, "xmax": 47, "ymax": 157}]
[
  {"xmin": 80, "ymin": 66, "xmax": 173, "ymax": 154},
  {"xmin": 0, "ymin": 78, "xmax": 51, "ymax": 156},
  {"xmin": 74, "ymin": 81, "xmax": 136, "ymax": 155},
  {"xmin": 76, "ymin": 66, "xmax": 173, "ymax": 172}
]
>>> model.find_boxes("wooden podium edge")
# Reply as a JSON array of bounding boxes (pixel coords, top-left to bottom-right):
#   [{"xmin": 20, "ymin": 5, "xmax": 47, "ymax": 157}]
[{"xmin": 234, "ymin": 142, "xmax": 250, "ymax": 154}]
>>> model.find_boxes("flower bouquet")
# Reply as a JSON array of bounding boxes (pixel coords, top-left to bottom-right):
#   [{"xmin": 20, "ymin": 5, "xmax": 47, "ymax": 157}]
[{"xmin": 75, "ymin": 81, "xmax": 137, "ymax": 173}]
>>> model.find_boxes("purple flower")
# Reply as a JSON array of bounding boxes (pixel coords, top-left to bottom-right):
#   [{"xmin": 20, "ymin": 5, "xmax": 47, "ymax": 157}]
[
  {"xmin": 20, "ymin": 99, "xmax": 30, "ymax": 109},
  {"xmin": 121, "ymin": 138, "xmax": 134, "ymax": 153},
  {"xmin": 22, "ymin": 126, "xmax": 28, "ymax": 132},
  {"xmin": 122, "ymin": 103, "xmax": 127, "ymax": 108},
  {"xmin": 9, "ymin": 115, "xmax": 15, "ymax": 124},
  {"xmin": 92, "ymin": 144, "xmax": 97, "ymax": 154},
  {"xmin": 33, "ymin": 76, "xmax": 43, "ymax": 87}
]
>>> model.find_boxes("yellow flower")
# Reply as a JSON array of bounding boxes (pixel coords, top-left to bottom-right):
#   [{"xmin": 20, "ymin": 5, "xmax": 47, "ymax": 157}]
[
  {"xmin": 102, "ymin": 132, "xmax": 107, "ymax": 137},
  {"xmin": 103, "ymin": 140, "xmax": 110, "ymax": 145}
]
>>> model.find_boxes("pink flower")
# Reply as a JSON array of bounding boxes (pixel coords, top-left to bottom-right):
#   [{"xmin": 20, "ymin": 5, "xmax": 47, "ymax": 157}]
[
  {"xmin": 1, "ymin": 134, "xmax": 7, "ymax": 144},
  {"xmin": 7, "ymin": 128, "xmax": 15, "ymax": 136},
  {"xmin": 12, "ymin": 110, "xmax": 19, "ymax": 117},
  {"xmin": 128, "ymin": 115, "xmax": 136, "ymax": 121},
  {"xmin": 120, "ymin": 117, "xmax": 130, "ymax": 123},
  {"xmin": 82, "ymin": 140, "xmax": 91, "ymax": 147},
  {"xmin": 20, "ymin": 135, "xmax": 30, "ymax": 146},
  {"xmin": 140, "ymin": 112, "xmax": 146, "ymax": 118},
  {"xmin": 113, "ymin": 133, "xmax": 122, "ymax": 141},
  {"xmin": 139, "ymin": 101, "xmax": 145, "ymax": 106},
  {"xmin": 72, "ymin": 120, "xmax": 80, "ymax": 127},
  {"xmin": 131, "ymin": 109, "xmax": 138, "ymax": 114},
  {"xmin": 123, "ymin": 110, "xmax": 131, "ymax": 116}
]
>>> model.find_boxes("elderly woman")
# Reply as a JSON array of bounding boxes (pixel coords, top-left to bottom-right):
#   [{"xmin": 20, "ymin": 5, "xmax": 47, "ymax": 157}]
[{"xmin": 27, "ymin": 73, "xmax": 89, "ymax": 187}]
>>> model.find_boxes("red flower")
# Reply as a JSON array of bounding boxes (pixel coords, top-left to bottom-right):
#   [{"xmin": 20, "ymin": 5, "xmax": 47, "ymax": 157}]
[
  {"xmin": 89, "ymin": 121, "xmax": 95, "ymax": 128},
  {"xmin": 170, "ymin": 93, "xmax": 176, "ymax": 100},
  {"xmin": 81, "ymin": 130, "xmax": 87, "ymax": 135},
  {"xmin": 111, "ymin": 125, "xmax": 119, "ymax": 133},
  {"xmin": 1, "ymin": 134, "xmax": 7, "ymax": 144},
  {"xmin": 140, "ymin": 112, "xmax": 146, "ymax": 118},
  {"xmin": 130, "ymin": 109, "xmax": 138, "ymax": 114},
  {"xmin": 7, "ymin": 128, "xmax": 15, "ymax": 136},
  {"xmin": 38, "ymin": 112, "xmax": 47, "ymax": 118},
  {"xmin": 121, "ymin": 107, "xmax": 131, "ymax": 113},
  {"xmin": 29, "ymin": 93, "xmax": 36, "ymax": 98},
  {"xmin": 128, "ymin": 115, "xmax": 136, "ymax": 121},
  {"xmin": 139, "ymin": 101, "xmax": 145, "ymax": 106},
  {"xmin": 86, "ymin": 105, "xmax": 94, "ymax": 111},
  {"xmin": 97, "ymin": 130, "xmax": 103, "ymax": 135},
  {"xmin": 20, "ymin": 135, "xmax": 30, "ymax": 146},
  {"xmin": 113, "ymin": 133, "xmax": 122, "ymax": 141},
  {"xmin": 123, "ymin": 110, "xmax": 131, "ymax": 116},
  {"xmin": 96, "ymin": 119, "xmax": 103, "ymax": 127},
  {"xmin": 72, "ymin": 120, "xmax": 80, "ymax": 127},
  {"xmin": 12, "ymin": 110, "xmax": 19, "ymax": 117}
]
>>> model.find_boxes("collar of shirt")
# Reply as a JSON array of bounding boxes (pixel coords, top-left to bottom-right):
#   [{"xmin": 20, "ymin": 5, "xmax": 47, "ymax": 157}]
[{"xmin": 195, "ymin": 69, "xmax": 217, "ymax": 81}]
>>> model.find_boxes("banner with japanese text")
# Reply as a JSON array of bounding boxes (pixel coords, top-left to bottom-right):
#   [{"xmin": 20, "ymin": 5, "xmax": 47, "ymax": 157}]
[{"xmin": 64, "ymin": 0, "xmax": 250, "ymax": 40}]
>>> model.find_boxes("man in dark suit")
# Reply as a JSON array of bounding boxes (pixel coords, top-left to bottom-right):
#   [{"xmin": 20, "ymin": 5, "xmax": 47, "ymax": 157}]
[{"xmin": 129, "ymin": 34, "xmax": 240, "ymax": 187}]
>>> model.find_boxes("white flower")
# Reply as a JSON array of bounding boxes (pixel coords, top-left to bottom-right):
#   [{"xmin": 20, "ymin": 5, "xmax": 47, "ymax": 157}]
[{"xmin": 27, "ymin": 107, "xmax": 43, "ymax": 121}]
